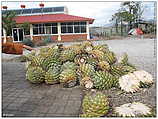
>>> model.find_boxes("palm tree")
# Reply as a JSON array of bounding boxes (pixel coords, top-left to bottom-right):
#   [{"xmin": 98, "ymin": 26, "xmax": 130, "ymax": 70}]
[{"xmin": 2, "ymin": 11, "xmax": 16, "ymax": 42}]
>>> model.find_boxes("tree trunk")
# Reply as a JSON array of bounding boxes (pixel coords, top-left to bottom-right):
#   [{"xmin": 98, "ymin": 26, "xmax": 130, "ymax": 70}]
[
  {"xmin": 3, "ymin": 28, "xmax": 7, "ymax": 43},
  {"xmin": 121, "ymin": 19, "xmax": 123, "ymax": 36},
  {"xmin": 115, "ymin": 19, "xmax": 118, "ymax": 34},
  {"xmin": 129, "ymin": 7, "xmax": 132, "ymax": 30}
]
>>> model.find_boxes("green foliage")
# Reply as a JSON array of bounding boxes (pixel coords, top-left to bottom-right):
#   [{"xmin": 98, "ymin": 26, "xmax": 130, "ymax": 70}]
[
  {"xmin": 26, "ymin": 66, "xmax": 45, "ymax": 84},
  {"xmin": 22, "ymin": 38, "xmax": 34, "ymax": 47},
  {"xmin": 2, "ymin": 11, "xmax": 16, "ymax": 36},
  {"xmin": 17, "ymin": 22, "xmax": 30, "ymax": 35},
  {"xmin": 34, "ymin": 36, "xmax": 52, "ymax": 47},
  {"xmin": 80, "ymin": 92, "xmax": 109, "ymax": 117},
  {"xmin": 42, "ymin": 36, "xmax": 52, "ymax": 44},
  {"xmin": 17, "ymin": 55, "xmax": 28, "ymax": 62},
  {"xmin": 35, "ymin": 41, "xmax": 47, "ymax": 47},
  {"xmin": 110, "ymin": 1, "xmax": 143, "ymax": 32}
]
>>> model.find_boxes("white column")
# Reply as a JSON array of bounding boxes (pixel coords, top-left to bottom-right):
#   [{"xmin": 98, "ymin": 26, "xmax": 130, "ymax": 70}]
[
  {"xmin": 57, "ymin": 22, "xmax": 61, "ymax": 41},
  {"xmin": 3, "ymin": 28, "xmax": 7, "ymax": 43},
  {"xmin": 30, "ymin": 24, "xmax": 33, "ymax": 40},
  {"xmin": 86, "ymin": 21, "xmax": 90, "ymax": 40}
]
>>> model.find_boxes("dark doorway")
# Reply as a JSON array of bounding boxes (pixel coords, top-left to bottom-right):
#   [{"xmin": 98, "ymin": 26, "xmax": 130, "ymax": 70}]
[
  {"xmin": 19, "ymin": 29, "xmax": 24, "ymax": 41},
  {"xmin": 12, "ymin": 28, "xmax": 24, "ymax": 42}
]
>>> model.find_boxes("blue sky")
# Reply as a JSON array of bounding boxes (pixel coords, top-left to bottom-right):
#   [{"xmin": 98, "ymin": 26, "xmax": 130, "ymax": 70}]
[{"xmin": 2, "ymin": 1, "xmax": 156, "ymax": 26}]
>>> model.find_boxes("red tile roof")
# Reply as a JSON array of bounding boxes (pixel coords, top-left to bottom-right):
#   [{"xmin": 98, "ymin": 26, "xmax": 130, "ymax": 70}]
[{"xmin": 14, "ymin": 14, "xmax": 94, "ymax": 24}]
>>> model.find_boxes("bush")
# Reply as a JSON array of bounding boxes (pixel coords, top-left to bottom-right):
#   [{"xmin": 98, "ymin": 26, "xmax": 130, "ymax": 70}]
[
  {"xmin": 17, "ymin": 55, "xmax": 28, "ymax": 62},
  {"xmin": 23, "ymin": 38, "xmax": 34, "ymax": 47},
  {"xmin": 42, "ymin": 36, "xmax": 52, "ymax": 44},
  {"xmin": 34, "ymin": 36, "xmax": 52, "ymax": 47},
  {"xmin": 36, "ymin": 40, "xmax": 46, "ymax": 46}
]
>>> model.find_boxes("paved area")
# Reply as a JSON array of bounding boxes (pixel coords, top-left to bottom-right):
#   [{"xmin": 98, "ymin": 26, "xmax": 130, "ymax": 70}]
[
  {"xmin": 2, "ymin": 62, "xmax": 82, "ymax": 117},
  {"xmin": 2, "ymin": 38, "xmax": 156, "ymax": 117}
]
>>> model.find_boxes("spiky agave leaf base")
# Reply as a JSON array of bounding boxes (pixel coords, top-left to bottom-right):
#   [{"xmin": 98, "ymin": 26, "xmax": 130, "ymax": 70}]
[
  {"xmin": 78, "ymin": 63, "xmax": 95, "ymax": 78},
  {"xmin": 92, "ymin": 71, "xmax": 118, "ymax": 90},
  {"xmin": 26, "ymin": 66, "xmax": 45, "ymax": 84},
  {"xmin": 45, "ymin": 66, "xmax": 61, "ymax": 85},
  {"xmin": 80, "ymin": 91, "xmax": 109, "ymax": 117},
  {"xmin": 59, "ymin": 69, "xmax": 77, "ymax": 88},
  {"xmin": 62, "ymin": 79, "xmax": 77, "ymax": 88}
]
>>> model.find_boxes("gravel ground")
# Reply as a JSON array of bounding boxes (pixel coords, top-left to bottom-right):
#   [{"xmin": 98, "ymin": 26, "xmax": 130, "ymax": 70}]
[
  {"xmin": 2, "ymin": 38, "xmax": 157, "ymax": 117},
  {"xmin": 96, "ymin": 39, "xmax": 156, "ymax": 115}
]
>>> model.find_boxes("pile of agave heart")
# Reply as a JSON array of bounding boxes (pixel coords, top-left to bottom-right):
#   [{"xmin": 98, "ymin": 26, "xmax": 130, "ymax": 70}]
[{"xmin": 24, "ymin": 41, "xmax": 154, "ymax": 117}]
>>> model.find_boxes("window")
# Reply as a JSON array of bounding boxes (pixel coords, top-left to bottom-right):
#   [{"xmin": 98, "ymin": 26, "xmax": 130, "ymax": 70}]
[
  {"xmin": 53, "ymin": 7, "xmax": 64, "ymax": 12},
  {"xmin": 81, "ymin": 25, "xmax": 86, "ymax": 33},
  {"xmin": 33, "ymin": 24, "xmax": 38, "ymax": 35},
  {"xmin": 80, "ymin": 22, "xmax": 86, "ymax": 33},
  {"xmin": 52, "ymin": 23, "xmax": 58, "ymax": 34},
  {"xmin": 32, "ymin": 22, "xmax": 87, "ymax": 35},
  {"xmin": 33, "ymin": 23, "xmax": 57, "ymax": 35},
  {"xmin": 24, "ymin": 29, "xmax": 30, "ymax": 35},
  {"xmin": 33, "ymin": 27, "xmax": 38, "ymax": 35},
  {"xmin": 32, "ymin": 8, "xmax": 42, "ymax": 13},
  {"xmin": 45, "ymin": 26, "xmax": 51, "ymax": 34},
  {"xmin": 67, "ymin": 22, "xmax": 73, "ymax": 33},
  {"xmin": 61, "ymin": 22, "xmax": 73, "ymax": 33},
  {"xmin": 24, "ymin": 26, "xmax": 30, "ymax": 35},
  {"xmin": 22, "ymin": 9, "xmax": 32, "ymax": 14},
  {"xmin": 74, "ymin": 22, "xmax": 80, "ymax": 33},
  {"xmin": 61, "ymin": 23, "xmax": 66, "ymax": 33},
  {"xmin": 61, "ymin": 22, "xmax": 86, "ymax": 34},
  {"xmin": 74, "ymin": 22, "xmax": 86, "ymax": 33},
  {"xmin": 80, "ymin": 22, "xmax": 86, "ymax": 25},
  {"xmin": 43, "ymin": 8, "xmax": 52, "ymax": 13},
  {"xmin": 39, "ymin": 24, "xmax": 45, "ymax": 34}
]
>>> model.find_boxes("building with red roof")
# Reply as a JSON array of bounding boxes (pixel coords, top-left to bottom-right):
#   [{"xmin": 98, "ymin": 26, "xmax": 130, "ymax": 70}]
[{"xmin": 2, "ymin": 6, "xmax": 94, "ymax": 42}]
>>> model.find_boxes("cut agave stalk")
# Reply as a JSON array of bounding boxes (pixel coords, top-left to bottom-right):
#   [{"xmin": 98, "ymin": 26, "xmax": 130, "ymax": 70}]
[
  {"xmin": 114, "ymin": 102, "xmax": 152, "ymax": 117},
  {"xmin": 119, "ymin": 73, "xmax": 140, "ymax": 93},
  {"xmin": 85, "ymin": 80, "xmax": 93, "ymax": 89},
  {"xmin": 80, "ymin": 76, "xmax": 93, "ymax": 89},
  {"xmin": 133, "ymin": 70, "xmax": 153, "ymax": 86}
]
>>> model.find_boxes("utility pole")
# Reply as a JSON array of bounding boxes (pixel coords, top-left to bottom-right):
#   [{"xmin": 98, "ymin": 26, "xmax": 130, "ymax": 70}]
[
  {"xmin": 153, "ymin": 2, "xmax": 156, "ymax": 36},
  {"xmin": 153, "ymin": 1, "xmax": 156, "ymax": 57},
  {"xmin": 121, "ymin": 18, "xmax": 123, "ymax": 36}
]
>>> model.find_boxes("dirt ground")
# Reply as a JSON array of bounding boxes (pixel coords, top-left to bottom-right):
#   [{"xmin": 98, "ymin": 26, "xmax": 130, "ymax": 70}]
[{"xmin": 2, "ymin": 38, "xmax": 157, "ymax": 117}]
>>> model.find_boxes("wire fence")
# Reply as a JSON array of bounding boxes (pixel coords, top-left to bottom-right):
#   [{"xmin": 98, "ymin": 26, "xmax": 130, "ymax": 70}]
[{"xmin": 90, "ymin": 23, "xmax": 156, "ymax": 40}]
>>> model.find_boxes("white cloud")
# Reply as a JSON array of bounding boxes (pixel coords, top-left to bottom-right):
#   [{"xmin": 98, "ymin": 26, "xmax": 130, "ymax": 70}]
[{"xmin": 142, "ymin": 2, "xmax": 156, "ymax": 20}]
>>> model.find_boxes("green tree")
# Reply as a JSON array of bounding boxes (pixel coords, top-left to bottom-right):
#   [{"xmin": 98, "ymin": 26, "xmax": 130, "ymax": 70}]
[
  {"xmin": 2, "ymin": 11, "xmax": 16, "ymax": 36},
  {"xmin": 121, "ymin": 1, "xmax": 143, "ymax": 29},
  {"xmin": 111, "ymin": 14, "xmax": 119, "ymax": 33},
  {"xmin": 110, "ymin": 10, "xmax": 133, "ymax": 36},
  {"xmin": 17, "ymin": 22, "xmax": 30, "ymax": 35},
  {"xmin": 110, "ymin": 1, "xmax": 143, "ymax": 34}
]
